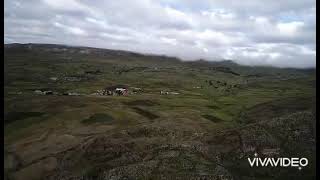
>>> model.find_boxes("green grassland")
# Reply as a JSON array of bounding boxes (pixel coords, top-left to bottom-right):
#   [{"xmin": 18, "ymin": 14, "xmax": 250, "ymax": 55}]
[{"xmin": 4, "ymin": 44, "xmax": 316, "ymax": 180}]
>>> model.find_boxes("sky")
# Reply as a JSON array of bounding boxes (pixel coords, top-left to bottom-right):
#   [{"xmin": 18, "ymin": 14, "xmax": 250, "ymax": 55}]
[{"xmin": 4, "ymin": 0, "xmax": 316, "ymax": 68}]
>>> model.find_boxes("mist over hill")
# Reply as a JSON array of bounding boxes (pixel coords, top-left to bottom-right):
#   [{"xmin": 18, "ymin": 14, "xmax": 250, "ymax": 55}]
[{"xmin": 4, "ymin": 43, "xmax": 316, "ymax": 70}]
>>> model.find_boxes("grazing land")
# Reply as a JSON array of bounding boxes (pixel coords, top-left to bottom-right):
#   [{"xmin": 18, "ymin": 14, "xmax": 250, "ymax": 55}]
[{"xmin": 4, "ymin": 43, "xmax": 316, "ymax": 180}]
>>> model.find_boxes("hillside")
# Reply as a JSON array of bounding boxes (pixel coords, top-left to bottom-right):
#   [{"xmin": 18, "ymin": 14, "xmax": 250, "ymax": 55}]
[{"xmin": 4, "ymin": 43, "xmax": 316, "ymax": 180}]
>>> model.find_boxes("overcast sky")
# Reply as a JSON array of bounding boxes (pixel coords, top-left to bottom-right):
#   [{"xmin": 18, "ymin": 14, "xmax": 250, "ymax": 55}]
[{"xmin": 4, "ymin": 0, "xmax": 316, "ymax": 68}]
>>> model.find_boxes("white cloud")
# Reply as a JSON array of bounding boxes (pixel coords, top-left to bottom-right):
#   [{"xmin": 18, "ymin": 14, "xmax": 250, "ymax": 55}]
[
  {"xmin": 100, "ymin": 33, "xmax": 132, "ymax": 41},
  {"xmin": 43, "ymin": 0, "xmax": 88, "ymax": 12},
  {"xmin": 4, "ymin": 0, "xmax": 316, "ymax": 68},
  {"xmin": 85, "ymin": 17, "xmax": 108, "ymax": 28},
  {"xmin": 160, "ymin": 37, "xmax": 178, "ymax": 46},
  {"xmin": 277, "ymin": 21, "xmax": 304, "ymax": 36},
  {"xmin": 54, "ymin": 22, "xmax": 87, "ymax": 36}
]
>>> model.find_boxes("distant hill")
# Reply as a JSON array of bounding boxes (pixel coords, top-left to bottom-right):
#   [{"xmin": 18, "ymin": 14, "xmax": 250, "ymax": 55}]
[{"xmin": 4, "ymin": 43, "xmax": 315, "ymax": 79}]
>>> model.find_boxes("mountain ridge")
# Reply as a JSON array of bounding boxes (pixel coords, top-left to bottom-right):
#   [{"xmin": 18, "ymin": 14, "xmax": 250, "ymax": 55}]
[{"xmin": 5, "ymin": 43, "xmax": 315, "ymax": 70}]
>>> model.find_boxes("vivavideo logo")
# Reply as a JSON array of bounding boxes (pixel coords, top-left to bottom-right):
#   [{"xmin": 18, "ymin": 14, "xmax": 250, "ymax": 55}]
[{"xmin": 248, "ymin": 153, "xmax": 308, "ymax": 170}]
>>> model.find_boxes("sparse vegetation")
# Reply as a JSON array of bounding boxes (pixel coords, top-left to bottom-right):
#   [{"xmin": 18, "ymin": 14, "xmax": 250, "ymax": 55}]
[
  {"xmin": 4, "ymin": 44, "xmax": 316, "ymax": 180},
  {"xmin": 202, "ymin": 114, "xmax": 223, "ymax": 123},
  {"xmin": 132, "ymin": 107, "xmax": 159, "ymax": 120},
  {"xmin": 4, "ymin": 112, "xmax": 44, "ymax": 125},
  {"xmin": 81, "ymin": 113, "xmax": 114, "ymax": 124}
]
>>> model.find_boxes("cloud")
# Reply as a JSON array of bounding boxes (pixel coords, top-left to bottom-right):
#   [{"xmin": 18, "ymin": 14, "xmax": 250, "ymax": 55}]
[
  {"xmin": 160, "ymin": 37, "xmax": 178, "ymax": 46},
  {"xmin": 4, "ymin": 0, "xmax": 316, "ymax": 68},
  {"xmin": 277, "ymin": 21, "xmax": 304, "ymax": 36},
  {"xmin": 54, "ymin": 22, "xmax": 87, "ymax": 36}
]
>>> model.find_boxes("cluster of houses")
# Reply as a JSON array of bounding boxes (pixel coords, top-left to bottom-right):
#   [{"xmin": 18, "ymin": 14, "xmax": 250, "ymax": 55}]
[
  {"xmin": 33, "ymin": 85, "xmax": 135, "ymax": 97},
  {"xmin": 94, "ymin": 85, "xmax": 144, "ymax": 96},
  {"xmin": 34, "ymin": 83, "xmax": 183, "ymax": 97},
  {"xmin": 33, "ymin": 86, "xmax": 183, "ymax": 97},
  {"xmin": 92, "ymin": 85, "xmax": 130, "ymax": 96},
  {"xmin": 34, "ymin": 90, "xmax": 55, "ymax": 95},
  {"xmin": 104, "ymin": 85, "xmax": 129, "ymax": 96},
  {"xmin": 34, "ymin": 90, "xmax": 81, "ymax": 96}
]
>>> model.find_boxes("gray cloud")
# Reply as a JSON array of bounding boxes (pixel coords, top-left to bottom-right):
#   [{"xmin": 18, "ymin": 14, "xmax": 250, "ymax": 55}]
[{"xmin": 4, "ymin": 0, "xmax": 316, "ymax": 68}]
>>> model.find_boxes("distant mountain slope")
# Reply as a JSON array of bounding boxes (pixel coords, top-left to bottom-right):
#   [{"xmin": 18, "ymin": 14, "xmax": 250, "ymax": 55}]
[{"xmin": 4, "ymin": 43, "xmax": 315, "ymax": 78}]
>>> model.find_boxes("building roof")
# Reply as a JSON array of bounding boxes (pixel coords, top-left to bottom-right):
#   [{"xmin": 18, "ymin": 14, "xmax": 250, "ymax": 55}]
[{"xmin": 105, "ymin": 84, "xmax": 128, "ymax": 91}]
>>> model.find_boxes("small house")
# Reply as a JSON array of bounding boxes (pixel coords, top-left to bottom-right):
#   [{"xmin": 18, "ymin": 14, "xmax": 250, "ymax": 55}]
[
  {"xmin": 132, "ymin": 87, "xmax": 142, "ymax": 93},
  {"xmin": 104, "ymin": 85, "xmax": 129, "ymax": 96},
  {"xmin": 115, "ymin": 88, "xmax": 128, "ymax": 96},
  {"xmin": 34, "ymin": 89, "xmax": 53, "ymax": 95},
  {"xmin": 160, "ymin": 91, "xmax": 169, "ymax": 95},
  {"xmin": 50, "ymin": 77, "xmax": 58, "ymax": 81}
]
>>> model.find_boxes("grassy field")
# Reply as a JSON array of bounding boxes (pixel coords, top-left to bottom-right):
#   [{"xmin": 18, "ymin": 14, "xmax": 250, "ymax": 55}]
[{"xmin": 4, "ymin": 44, "xmax": 316, "ymax": 180}]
